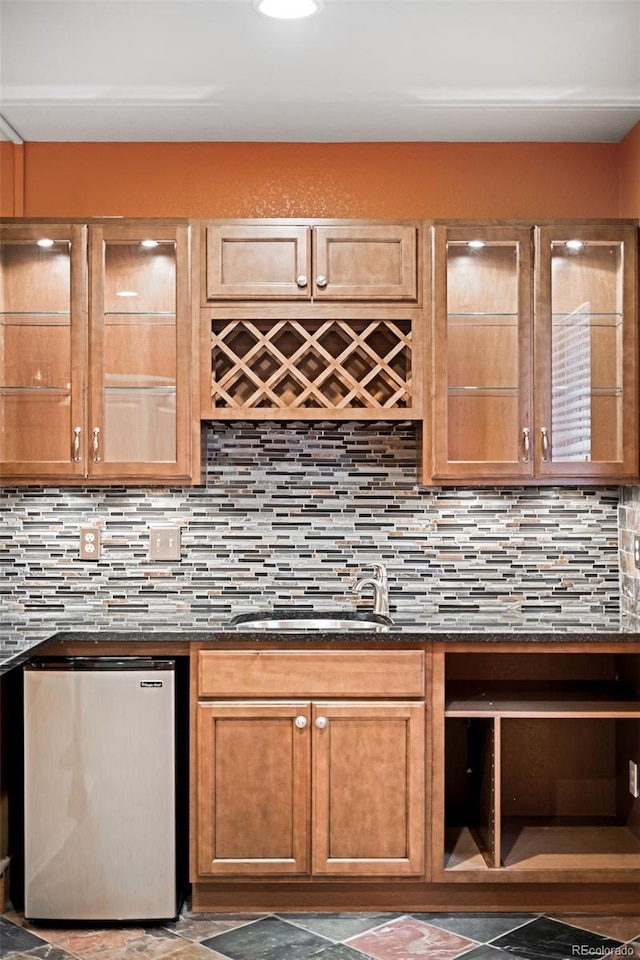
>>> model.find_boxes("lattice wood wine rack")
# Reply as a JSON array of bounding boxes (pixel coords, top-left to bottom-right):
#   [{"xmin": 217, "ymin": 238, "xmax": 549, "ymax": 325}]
[{"xmin": 202, "ymin": 311, "xmax": 420, "ymax": 419}]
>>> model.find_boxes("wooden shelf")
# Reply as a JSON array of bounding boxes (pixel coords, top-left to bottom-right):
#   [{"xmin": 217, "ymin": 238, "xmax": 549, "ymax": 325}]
[
  {"xmin": 446, "ymin": 699, "xmax": 640, "ymax": 718},
  {"xmin": 445, "ymin": 823, "xmax": 640, "ymax": 873}
]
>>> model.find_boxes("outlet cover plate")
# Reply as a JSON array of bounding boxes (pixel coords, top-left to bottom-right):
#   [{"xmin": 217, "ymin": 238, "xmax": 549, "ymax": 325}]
[{"xmin": 80, "ymin": 526, "xmax": 100, "ymax": 560}]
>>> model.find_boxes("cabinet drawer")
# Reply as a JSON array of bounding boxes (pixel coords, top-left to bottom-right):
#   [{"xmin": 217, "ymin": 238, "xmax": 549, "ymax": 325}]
[{"xmin": 197, "ymin": 650, "xmax": 424, "ymax": 698}]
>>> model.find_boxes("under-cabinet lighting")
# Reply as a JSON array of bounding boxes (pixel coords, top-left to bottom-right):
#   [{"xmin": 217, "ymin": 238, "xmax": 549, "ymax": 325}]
[
  {"xmin": 255, "ymin": 0, "xmax": 322, "ymax": 19},
  {"xmin": 36, "ymin": 238, "xmax": 55, "ymax": 248},
  {"xmin": 467, "ymin": 240, "xmax": 486, "ymax": 249},
  {"xmin": 140, "ymin": 239, "xmax": 159, "ymax": 248},
  {"xmin": 116, "ymin": 290, "xmax": 139, "ymax": 297},
  {"xmin": 565, "ymin": 239, "xmax": 585, "ymax": 250}
]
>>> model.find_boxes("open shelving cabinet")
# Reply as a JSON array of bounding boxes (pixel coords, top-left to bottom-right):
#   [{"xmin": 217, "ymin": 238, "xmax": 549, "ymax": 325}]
[{"xmin": 433, "ymin": 645, "xmax": 640, "ymax": 883}]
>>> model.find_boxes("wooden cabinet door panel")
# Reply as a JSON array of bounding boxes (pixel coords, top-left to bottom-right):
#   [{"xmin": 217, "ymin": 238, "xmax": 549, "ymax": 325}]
[
  {"xmin": 430, "ymin": 225, "xmax": 533, "ymax": 481},
  {"xmin": 88, "ymin": 223, "xmax": 193, "ymax": 479},
  {"xmin": 311, "ymin": 701, "xmax": 425, "ymax": 876},
  {"xmin": 534, "ymin": 224, "xmax": 638, "ymax": 480},
  {"xmin": 205, "ymin": 224, "xmax": 311, "ymax": 300},
  {"xmin": 196, "ymin": 702, "xmax": 310, "ymax": 876},
  {"xmin": 313, "ymin": 225, "xmax": 417, "ymax": 301},
  {"xmin": 0, "ymin": 224, "xmax": 86, "ymax": 479}
]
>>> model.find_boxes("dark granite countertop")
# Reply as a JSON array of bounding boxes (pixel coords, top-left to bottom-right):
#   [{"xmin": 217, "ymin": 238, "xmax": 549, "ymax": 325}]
[{"xmin": 3, "ymin": 624, "xmax": 640, "ymax": 676}]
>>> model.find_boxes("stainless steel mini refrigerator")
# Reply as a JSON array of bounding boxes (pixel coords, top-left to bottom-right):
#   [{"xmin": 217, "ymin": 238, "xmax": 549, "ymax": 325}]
[{"xmin": 24, "ymin": 657, "xmax": 178, "ymax": 922}]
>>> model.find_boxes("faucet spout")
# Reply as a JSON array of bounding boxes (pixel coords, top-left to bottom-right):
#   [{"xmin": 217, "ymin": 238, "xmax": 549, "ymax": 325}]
[{"xmin": 353, "ymin": 563, "xmax": 389, "ymax": 616}]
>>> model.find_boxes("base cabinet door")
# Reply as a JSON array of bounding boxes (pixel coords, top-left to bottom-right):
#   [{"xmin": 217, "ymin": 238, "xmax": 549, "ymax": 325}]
[
  {"xmin": 196, "ymin": 702, "xmax": 310, "ymax": 876},
  {"xmin": 312, "ymin": 701, "xmax": 425, "ymax": 876}
]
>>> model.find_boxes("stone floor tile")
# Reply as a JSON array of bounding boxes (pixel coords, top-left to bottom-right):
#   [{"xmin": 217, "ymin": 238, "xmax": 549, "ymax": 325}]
[
  {"xmin": 550, "ymin": 914, "xmax": 640, "ymax": 943},
  {"xmin": 0, "ymin": 916, "xmax": 48, "ymax": 958},
  {"xmin": 347, "ymin": 916, "xmax": 480, "ymax": 960},
  {"xmin": 201, "ymin": 916, "xmax": 332, "ymax": 960},
  {"xmin": 278, "ymin": 914, "xmax": 400, "ymax": 942},
  {"xmin": 168, "ymin": 916, "xmax": 265, "ymax": 943},
  {"xmin": 491, "ymin": 916, "xmax": 624, "ymax": 960},
  {"xmin": 410, "ymin": 913, "xmax": 538, "ymax": 944}
]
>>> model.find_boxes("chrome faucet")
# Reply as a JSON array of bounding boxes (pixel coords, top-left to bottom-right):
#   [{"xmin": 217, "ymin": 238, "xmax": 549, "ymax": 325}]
[{"xmin": 353, "ymin": 563, "xmax": 389, "ymax": 616}]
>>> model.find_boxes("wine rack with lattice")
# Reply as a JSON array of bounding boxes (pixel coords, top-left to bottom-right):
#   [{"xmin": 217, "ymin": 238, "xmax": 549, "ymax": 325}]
[{"xmin": 206, "ymin": 317, "xmax": 414, "ymax": 415}]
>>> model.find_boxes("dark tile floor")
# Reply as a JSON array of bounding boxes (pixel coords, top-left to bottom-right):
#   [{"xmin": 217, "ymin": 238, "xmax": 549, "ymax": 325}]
[{"xmin": 2, "ymin": 907, "xmax": 640, "ymax": 960}]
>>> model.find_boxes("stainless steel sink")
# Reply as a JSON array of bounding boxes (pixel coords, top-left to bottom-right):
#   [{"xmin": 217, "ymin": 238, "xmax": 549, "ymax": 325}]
[{"xmin": 229, "ymin": 611, "xmax": 393, "ymax": 631}]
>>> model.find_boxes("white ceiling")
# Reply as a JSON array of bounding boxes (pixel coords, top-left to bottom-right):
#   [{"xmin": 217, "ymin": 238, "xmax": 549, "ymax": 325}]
[{"xmin": 1, "ymin": 0, "xmax": 639, "ymax": 143}]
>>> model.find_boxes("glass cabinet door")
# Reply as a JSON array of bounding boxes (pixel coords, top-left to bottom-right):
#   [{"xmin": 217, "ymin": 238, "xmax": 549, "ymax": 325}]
[
  {"xmin": 88, "ymin": 224, "xmax": 191, "ymax": 478},
  {"xmin": 0, "ymin": 225, "xmax": 86, "ymax": 479},
  {"xmin": 432, "ymin": 225, "xmax": 533, "ymax": 479},
  {"xmin": 535, "ymin": 224, "xmax": 638, "ymax": 479}
]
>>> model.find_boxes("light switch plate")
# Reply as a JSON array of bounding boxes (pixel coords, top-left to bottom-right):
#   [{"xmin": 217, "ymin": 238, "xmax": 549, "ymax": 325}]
[
  {"xmin": 149, "ymin": 525, "xmax": 181, "ymax": 561},
  {"xmin": 80, "ymin": 526, "xmax": 100, "ymax": 560}
]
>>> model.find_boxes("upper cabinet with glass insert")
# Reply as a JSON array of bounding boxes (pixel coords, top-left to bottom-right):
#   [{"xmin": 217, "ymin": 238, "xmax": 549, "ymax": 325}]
[
  {"xmin": 431, "ymin": 225, "xmax": 533, "ymax": 480},
  {"xmin": 1, "ymin": 220, "xmax": 196, "ymax": 484},
  {"xmin": 0, "ymin": 224, "xmax": 87, "ymax": 479},
  {"xmin": 427, "ymin": 221, "xmax": 638, "ymax": 484},
  {"xmin": 89, "ymin": 223, "xmax": 193, "ymax": 479},
  {"xmin": 535, "ymin": 224, "xmax": 637, "ymax": 481}
]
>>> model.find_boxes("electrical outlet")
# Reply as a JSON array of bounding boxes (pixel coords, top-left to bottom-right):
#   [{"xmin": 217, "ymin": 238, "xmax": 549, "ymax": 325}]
[
  {"xmin": 149, "ymin": 525, "xmax": 181, "ymax": 561},
  {"xmin": 634, "ymin": 538, "xmax": 640, "ymax": 568},
  {"xmin": 630, "ymin": 761, "xmax": 639, "ymax": 799},
  {"xmin": 80, "ymin": 526, "xmax": 100, "ymax": 560}
]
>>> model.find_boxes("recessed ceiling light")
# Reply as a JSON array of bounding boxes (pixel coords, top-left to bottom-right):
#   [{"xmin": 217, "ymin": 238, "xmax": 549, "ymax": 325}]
[
  {"xmin": 468, "ymin": 240, "xmax": 486, "ymax": 249},
  {"xmin": 255, "ymin": 0, "xmax": 322, "ymax": 19},
  {"xmin": 141, "ymin": 239, "xmax": 159, "ymax": 248},
  {"xmin": 116, "ymin": 290, "xmax": 139, "ymax": 297},
  {"xmin": 36, "ymin": 238, "xmax": 55, "ymax": 248},
  {"xmin": 565, "ymin": 239, "xmax": 585, "ymax": 250}
]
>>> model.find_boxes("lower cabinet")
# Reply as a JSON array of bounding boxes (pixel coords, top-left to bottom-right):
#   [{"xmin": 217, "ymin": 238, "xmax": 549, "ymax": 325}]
[
  {"xmin": 191, "ymin": 643, "xmax": 640, "ymax": 912},
  {"xmin": 436, "ymin": 647, "xmax": 640, "ymax": 882},
  {"xmin": 193, "ymin": 649, "xmax": 426, "ymax": 881}
]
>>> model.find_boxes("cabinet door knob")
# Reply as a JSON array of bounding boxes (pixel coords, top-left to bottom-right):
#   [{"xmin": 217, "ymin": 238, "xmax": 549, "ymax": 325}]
[
  {"xmin": 294, "ymin": 716, "xmax": 307, "ymax": 729},
  {"xmin": 315, "ymin": 716, "xmax": 328, "ymax": 729},
  {"xmin": 92, "ymin": 426, "xmax": 102, "ymax": 463},
  {"xmin": 315, "ymin": 275, "xmax": 328, "ymax": 289},
  {"xmin": 72, "ymin": 426, "xmax": 82, "ymax": 463},
  {"xmin": 540, "ymin": 426, "xmax": 550, "ymax": 462},
  {"xmin": 296, "ymin": 275, "xmax": 308, "ymax": 288}
]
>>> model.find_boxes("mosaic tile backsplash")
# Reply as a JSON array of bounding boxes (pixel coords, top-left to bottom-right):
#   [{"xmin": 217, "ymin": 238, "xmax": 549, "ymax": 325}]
[
  {"xmin": 0, "ymin": 423, "xmax": 622, "ymax": 656},
  {"xmin": 619, "ymin": 485, "xmax": 640, "ymax": 631}
]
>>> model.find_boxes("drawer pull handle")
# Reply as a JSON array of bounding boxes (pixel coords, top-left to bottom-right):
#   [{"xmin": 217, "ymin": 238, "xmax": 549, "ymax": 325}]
[
  {"xmin": 72, "ymin": 426, "xmax": 82, "ymax": 463},
  {"xmin": 541, "ymin": 426, "xmax": 550, "ymax": 462},
  {"xmin": 521, "ymin": 427, "xmax": 530, "ymax": 463},
  {"xmin": 295, "ymin": 716, "xmax": 307, "ymax": 729},
  {"xmin": 92, "ymin": 427, "xmax": 101, "ymax": 463}
]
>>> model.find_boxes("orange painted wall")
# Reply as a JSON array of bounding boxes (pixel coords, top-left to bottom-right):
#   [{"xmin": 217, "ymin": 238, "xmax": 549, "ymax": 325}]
[
  {"xmin": 0, "ymin": 143, "xmax": 16, "ymax": 216},
  {"xmin": 0, "ymin": 140, "xmax": 624, "ymax": 220},
  {"xmin": 620, "ymin": 122, "xmax": 640, "ymax": 217}
]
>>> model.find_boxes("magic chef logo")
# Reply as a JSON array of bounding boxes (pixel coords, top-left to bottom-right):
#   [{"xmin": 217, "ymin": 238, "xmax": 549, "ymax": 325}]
[{"xmin": 140, "ymin": 681, "xmax": 163, "ymax": 688}]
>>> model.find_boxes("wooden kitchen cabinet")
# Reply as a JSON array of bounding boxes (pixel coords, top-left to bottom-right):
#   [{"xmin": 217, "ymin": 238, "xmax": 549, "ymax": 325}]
[
  {"xmin": 203, "ymin": 221, "xmax": 419, "ymax": 302},
  {"xmin": 426, "ymin": 221, "xmax": 638, "ymax": 484},
  {"xmin": 534, "ymin": 223, "xmax": 638, "ymax": 481},
  {"xmin": 200, "ymin": 219, "xmax": 423, "ymax": 420},
  {"xmin": 1, "ymin": 220, "xmax": 198, "ymax": 484},
  {"xmin": 434, "ymin": 646, "xmax": 640, "ymax": 883},
  {"xmin": 192, "ymin": 649, "xmax": 426, "ymax": 883},
  {"xmin": 0, "ymin": 224, "xmax": 86, "ymax": 478},
  {"xmin": 196, "ymin": 701, "xmax": 311, "ymax": 876}
]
